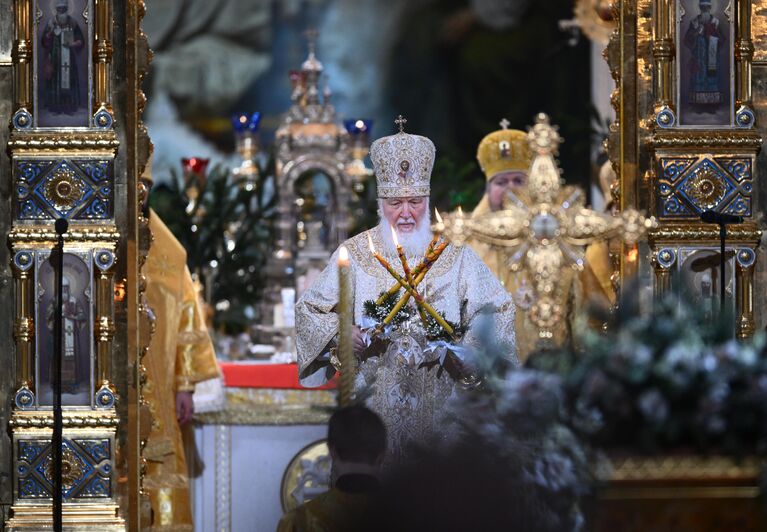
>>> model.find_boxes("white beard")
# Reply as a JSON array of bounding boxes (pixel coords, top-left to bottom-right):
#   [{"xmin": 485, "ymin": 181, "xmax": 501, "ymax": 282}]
[{"xmin": 378, "ymin": 215, "xmax": 433, "ymax": 257}]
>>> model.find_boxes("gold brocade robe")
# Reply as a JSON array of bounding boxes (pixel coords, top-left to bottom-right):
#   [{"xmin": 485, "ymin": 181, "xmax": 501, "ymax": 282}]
[
  {"xmin": 144, "ymin": 211, "xmax": 220, "ymax": 530},
  {"xmin": 295, "ymin": 227, "xmax": 516, "ymax": 460}
]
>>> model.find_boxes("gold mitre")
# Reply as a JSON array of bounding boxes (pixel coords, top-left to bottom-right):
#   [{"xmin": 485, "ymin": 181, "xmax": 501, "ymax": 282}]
[
  {"xmin": 371, "ymin": 115, "xmax": 435, "ymax": 198},
  {"xmin": 476, "ymin": 119, "xmax": 532, "ymax": 181}
]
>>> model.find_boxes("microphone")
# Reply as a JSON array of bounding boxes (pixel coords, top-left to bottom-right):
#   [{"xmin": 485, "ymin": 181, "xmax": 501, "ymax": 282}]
[
  {"xmin": 700, "ymin": 210, "xmax": 744, "ymax": 225},
  {"xmin": 55, "ymin": 218, "xmax": 69, "ymax": 235}
]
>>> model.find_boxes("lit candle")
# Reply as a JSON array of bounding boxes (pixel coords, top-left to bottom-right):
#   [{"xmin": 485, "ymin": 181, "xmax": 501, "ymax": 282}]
[
  {"xmin": 391, "ymin": 226, "xmax": 413, "ymax": 284},
  {"xmin": 432, "ymin": 207, "xmax": 446, "ymax": 235},
  {"xmin": 368, "ymin": 235, "xmax": 454, "ymax": 336},
  {"xmin": 337, "ymin": 246, "xmax": 355, "ymax": 406}
]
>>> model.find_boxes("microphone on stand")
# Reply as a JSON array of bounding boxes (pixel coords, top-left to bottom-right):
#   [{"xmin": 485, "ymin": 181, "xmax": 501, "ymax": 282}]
[
  {"xmin": 52, "ymin": 218, "xmax": 68, "ymax": 532},
  {"xmin": 699, "ymin": 210, "xmax": 743, "ymax": 324},
  {"xmin": 700, "ymin": 210, "xmax": 744, "ymax": 225}
]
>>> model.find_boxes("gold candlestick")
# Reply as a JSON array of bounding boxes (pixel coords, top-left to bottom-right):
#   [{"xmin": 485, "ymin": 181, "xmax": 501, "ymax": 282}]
[
  {"xmin": 391, "ymin": 226, "xmax": 413, "ymax": 284},
  {"xmin": 368, "ymin": 234, "xmax": 454, "ymax": 336},
  {"xmin": 376, "ymin": 239, "xmax": 448, "ymax": 304},
  {"xmin": 382, "ymin": 246, "xmax": 447, "ymax": 326},
  {"xmin": 426, "ymin": 230, "xmax": 439, "ymax": 255},
  {"xmin": 389, "ymin": 226, "xmax": 430, "ymax": 325},
  {"xmin": 337, "ymin": 246, "xmax": 355, "ymax": 406}
]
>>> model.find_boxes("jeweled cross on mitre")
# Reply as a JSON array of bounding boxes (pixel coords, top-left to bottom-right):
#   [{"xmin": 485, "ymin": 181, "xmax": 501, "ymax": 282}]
[
  {"xmin": 395, "ymin": 114, "xmax": 408, "ymax": 133},
  {"xmin": 435, "ymin": 113, "xmax": 653, "ymax": 342}
]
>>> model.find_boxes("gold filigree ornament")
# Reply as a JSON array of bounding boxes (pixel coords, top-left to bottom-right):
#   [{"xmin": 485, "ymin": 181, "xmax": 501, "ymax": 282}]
[
  {"xmin": 436, "ymin": 114, "xmax": 655, "ymax": 344},
  {"xmin": 44, "ymin": 447, "xmax": 86, "ymax": 490},
  {"xmin": 681, "ymin": 165, "xmax": 727, "ymax": 211},
  {"xmin": 43, "ymin": 167, "xmax": 86, "ymax": 212}
]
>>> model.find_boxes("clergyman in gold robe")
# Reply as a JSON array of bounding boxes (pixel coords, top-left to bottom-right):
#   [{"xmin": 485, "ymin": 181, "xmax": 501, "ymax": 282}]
[
  {"xmin": 143, "ymin": 206, "xmax": 220, "ymax": 530},
  {"xmin": 469, "ymin": 122, "xmax": 550, "ymax": 361}
]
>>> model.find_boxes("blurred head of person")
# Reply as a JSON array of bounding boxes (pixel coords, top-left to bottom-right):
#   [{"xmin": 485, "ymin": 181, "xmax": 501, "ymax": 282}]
[
  {"xmin": 477, "ymin": 124, "xmax": 533, "ymax": 211},
  {"xmin": 328, "ymin": 405, "xmax": 387, "ymax": 478}
]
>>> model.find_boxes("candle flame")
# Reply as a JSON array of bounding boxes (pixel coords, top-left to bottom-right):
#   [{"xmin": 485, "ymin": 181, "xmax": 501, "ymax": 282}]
[
  {"xmin": 434, "ymin": 208, "xmax": 443, "ymax": 223},
  {"xmin": 367, "ymin": 233, "xmax": 375, "ymax": 253},
  {"xmin": 338, "ymin": 246, "xmax": 349, "ymax": 263},
  {"xmin": 457, "ymin": 205, "xmax": 464, "ymax": 217},
  {"xmin": 390, "ymin": 226, "xmax": 400, "ymax": 247}
]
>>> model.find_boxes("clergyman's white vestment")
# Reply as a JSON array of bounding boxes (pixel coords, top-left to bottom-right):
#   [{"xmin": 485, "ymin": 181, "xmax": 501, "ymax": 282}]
[{"xmin": 295, "ymin": 227, "xmax": 517, "ymax": 458}]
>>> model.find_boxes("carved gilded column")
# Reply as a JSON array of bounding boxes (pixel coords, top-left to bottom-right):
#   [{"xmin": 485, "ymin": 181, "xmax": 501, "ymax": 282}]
[
  {"xmin": 11, "ymin": 0, "xmax": 32, "ymax": 127},
  {"xmin": 125, "ymin": 0, "xmax": 154, "ymax": 527},
  {"xmin": 94, "ymin": 0, "xmax": 115, "ymax": 126},
  {"xmin": 607, "ymin": 0, "xmax": 641, "ymax": 283},
  {"xmin": 11, "ymin": 251, "xmax": 35, "ymax": 409},
  {"xmin": 652, "ymin": 0, "xmax": 675, "ymax": 125},
  {"xmin": 94, "ymin": 249, "xmax": 117, "ymax": 408},
  {"xmin": 735, "ymin": 0, "xmax": 755, "ymax": 123},
  {"xmin": 735, "ymin": 247, "xmax": 756, "ymax": 339}
]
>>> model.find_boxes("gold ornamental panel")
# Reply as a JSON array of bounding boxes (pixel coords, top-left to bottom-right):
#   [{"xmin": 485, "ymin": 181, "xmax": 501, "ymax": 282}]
[{"xmin": 5, "ymin": 0, "xmax": 152, "ymax": 529}]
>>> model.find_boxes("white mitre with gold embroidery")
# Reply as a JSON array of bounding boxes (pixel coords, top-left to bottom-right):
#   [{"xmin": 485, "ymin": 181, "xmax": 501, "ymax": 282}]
[{"xmin": 370, "ymin": 115, "xmax": 435, "ymax": 198}]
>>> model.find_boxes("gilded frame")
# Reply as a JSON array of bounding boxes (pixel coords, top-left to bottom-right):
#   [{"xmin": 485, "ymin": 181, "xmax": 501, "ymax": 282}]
[
  {"xmin": 649, "ymin": 0, "xmax": 755, "ymax": 129},
  {"xmin": 33, "ymin": 248, "xmax": 95, "ymax": 409},
  {"xmin": 12, "ymin": 0, "xmax": 113, "ymax": 130},
  {"xmin": 32, "ymin": 0, "xmax": 94, "ymax": 128},
  {"xmin": 606, "ymin": 0, "xmax": 762, "ymax": 336},
  {"xmin": 674, "ymin": 0, "xmax": 736, "ymax": 127}
]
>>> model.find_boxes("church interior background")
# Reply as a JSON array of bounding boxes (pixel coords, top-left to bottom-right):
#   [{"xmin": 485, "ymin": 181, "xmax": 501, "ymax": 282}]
[{"xmin": 1, "ymin": 0, "xmax": 767, "ymax": 530}]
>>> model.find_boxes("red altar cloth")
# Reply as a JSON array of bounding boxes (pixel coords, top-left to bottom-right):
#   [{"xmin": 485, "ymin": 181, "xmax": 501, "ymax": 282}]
[{"xmin": 219, "ymin": 362, "xmax": 337, "ymax": 390}]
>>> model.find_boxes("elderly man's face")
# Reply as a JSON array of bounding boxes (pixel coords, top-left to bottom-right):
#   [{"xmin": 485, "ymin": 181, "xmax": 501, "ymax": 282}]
[
  {"xmin": 381, "ymin": 196, "xmax": 428, "ymax": 233},
  {"xmin": 488, "ymin": 171, "xmax": 527, "ymax": 211}
]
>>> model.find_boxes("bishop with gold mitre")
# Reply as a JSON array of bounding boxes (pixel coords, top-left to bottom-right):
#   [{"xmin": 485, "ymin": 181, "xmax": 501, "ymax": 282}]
[{"xmin": 295, "ymin": 117, "xmax": 517, "ymax": 460}]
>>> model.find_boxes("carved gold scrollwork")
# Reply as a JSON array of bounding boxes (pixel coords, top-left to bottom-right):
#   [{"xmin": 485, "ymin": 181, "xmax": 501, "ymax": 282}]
[
  {"xmin": 8, "ymin": 130, "xmax": 120, "ymax": 153},
  {"xmin": 649, "ymin": 222, "xmax": 762, "ymax": 245},
  {"xmin": 648, "ymin": 129, "xmax": 763, "ymax": 149},
  {"xmin": 125, "ymin": 0, "xmax": 155, "ymax": 522},
  {"xmin": 9, "ymin": 411, "xmax": 119, "ymax": 429}
]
